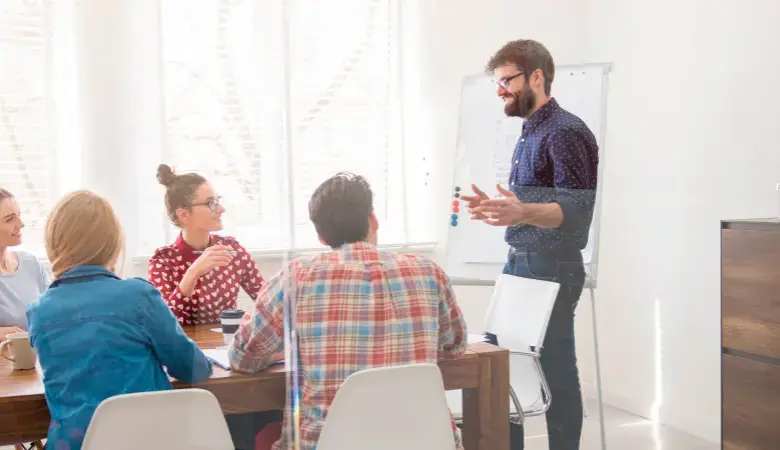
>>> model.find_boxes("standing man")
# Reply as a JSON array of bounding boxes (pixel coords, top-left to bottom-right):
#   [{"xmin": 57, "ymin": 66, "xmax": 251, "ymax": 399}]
[{"xmin": 461, "ymin": 39, "xmax": 598, "ymax": 450}]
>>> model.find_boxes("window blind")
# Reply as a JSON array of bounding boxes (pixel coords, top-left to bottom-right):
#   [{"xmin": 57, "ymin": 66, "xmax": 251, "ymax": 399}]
[
  {"xmin": 0, "ymin": 0, "xmax": 51, "ymax": 256},
  {"xmin": 155, "ymin": 0, "xmax": 405, "ymax": 254}
]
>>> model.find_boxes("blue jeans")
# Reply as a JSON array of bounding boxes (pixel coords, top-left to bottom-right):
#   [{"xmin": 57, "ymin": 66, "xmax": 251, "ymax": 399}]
[{"xmin": 501, "ymin": 249, "xmax": 585, "ymax": 450}]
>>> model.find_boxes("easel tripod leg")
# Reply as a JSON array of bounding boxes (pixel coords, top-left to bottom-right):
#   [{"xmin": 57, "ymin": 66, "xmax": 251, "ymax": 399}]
[{"xmin": 590, "ymin": 286, "xmax": 607, "ymax": 450}]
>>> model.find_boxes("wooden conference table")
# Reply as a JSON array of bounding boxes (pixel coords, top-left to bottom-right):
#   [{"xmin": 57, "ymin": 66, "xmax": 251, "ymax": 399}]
[{"xmin": 0, "ymin": 326, "xmax": 509, "ymax": 450}]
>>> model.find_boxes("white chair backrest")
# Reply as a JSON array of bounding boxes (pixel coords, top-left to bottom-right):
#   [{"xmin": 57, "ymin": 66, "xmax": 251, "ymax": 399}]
[
  {"xmin": 82, "ymin": 389, "xmax": 234, "ymax": 450},
  {"xmin": 318, "ymin": 363, "xmax": 456, "ymax": 450},
  {"xmin": 483, "ymin": 274, "xmax": 561, "ymax": 350}
]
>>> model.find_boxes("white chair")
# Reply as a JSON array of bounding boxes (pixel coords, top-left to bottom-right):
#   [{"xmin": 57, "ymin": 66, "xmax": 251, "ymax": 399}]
[
  {"xmin": 82, "ymin": 389, "xmax": 234, "ymax": 450},
  {"xmin": 447, "ymin": 273, "xmax": 560, "ymax": 425},
  {"xmin": 317, "ymin": 363, "xmax": 457, "ymax": 450}
]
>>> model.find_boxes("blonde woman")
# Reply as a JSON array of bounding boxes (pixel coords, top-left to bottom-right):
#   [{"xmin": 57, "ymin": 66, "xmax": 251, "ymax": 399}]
[{"xmin": 26, "ymin": 191, "xmax": 212, "ymax": 450}]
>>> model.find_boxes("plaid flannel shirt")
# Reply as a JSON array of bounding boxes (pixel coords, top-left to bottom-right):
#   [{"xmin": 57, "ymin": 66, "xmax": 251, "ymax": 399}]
[{"xmin": 228, "ymin": 242, "xmax": 467, "ymax": 450}]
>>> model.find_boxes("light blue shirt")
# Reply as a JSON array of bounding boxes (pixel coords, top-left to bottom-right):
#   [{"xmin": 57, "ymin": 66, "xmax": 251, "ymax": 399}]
[
  {"xmin": 27, "ymin": 265, "xmax": 213, "ymax": 450},
  {"xmin": 0, "ymin": 251, "xmax": 50, "ymax": 329}
]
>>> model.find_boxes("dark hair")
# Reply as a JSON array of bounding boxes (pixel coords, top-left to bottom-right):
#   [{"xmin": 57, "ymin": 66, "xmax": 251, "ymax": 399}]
[
  {"xmin": 308, "ymin": 172, "xmax": 373, "ymax": 248},
  {"xmin": 156, "ymin": 164, "xmax": 207, "ymax": 227},
  {"xmin": 486, "ymin": 39, "xmax": 555, "ymax": 95},
  {"xmin": 0, "ymin": 188, "xmax": 13, "ymax": 202}
]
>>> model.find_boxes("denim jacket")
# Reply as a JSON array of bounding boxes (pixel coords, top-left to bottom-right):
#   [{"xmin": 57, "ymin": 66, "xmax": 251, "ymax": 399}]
[{"xmin": 27, "ymin": 265, "xmax": 213, "ymax": 450}]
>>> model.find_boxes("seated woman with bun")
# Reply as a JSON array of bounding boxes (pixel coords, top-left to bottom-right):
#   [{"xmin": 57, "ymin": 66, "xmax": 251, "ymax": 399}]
[
  {"xmin": 149, "ymin": 164, "xmax": 277, "ymax": 450},
  {"xmin": 149, "ymin": 164, "xmax": 265, "ymax": 325}
]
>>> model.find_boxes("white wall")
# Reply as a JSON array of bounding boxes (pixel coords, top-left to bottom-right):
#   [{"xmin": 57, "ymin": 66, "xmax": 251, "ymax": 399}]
[{"xmin": 582, "ymin": 0, "xmax": 780, "ymax": 443}]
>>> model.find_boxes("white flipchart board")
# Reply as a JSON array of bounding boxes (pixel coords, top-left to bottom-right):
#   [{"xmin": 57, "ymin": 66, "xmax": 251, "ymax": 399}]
[{"xmin": 445, "ymin": 63, "xmax": 610, "ymax": 286}]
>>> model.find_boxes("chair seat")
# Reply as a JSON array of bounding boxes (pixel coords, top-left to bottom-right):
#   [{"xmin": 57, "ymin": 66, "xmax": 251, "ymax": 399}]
[
  {"xmin": 318, "ymin": 363, "xmax": 456, "ymax": 450},
  {"xmin": 82, "ymin": 389, "xmax": 234, "ymax": 450}
]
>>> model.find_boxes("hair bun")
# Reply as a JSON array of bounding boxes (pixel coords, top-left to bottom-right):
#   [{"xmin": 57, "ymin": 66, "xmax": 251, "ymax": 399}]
[{"xmin": 156, "ymin": 164, "xmax": 176, "ymax": 187}]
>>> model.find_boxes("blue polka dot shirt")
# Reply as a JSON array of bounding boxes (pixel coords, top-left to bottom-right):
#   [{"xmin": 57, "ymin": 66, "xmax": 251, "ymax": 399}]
[{"xmin": 506, "ymin": 98, "xmax": 599, "ymax": 252}]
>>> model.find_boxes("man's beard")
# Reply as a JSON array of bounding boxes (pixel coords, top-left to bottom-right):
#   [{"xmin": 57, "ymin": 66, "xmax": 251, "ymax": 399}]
[{"xmin": 504, "ymin": 82, "xmax": 536, "ymax": 119}]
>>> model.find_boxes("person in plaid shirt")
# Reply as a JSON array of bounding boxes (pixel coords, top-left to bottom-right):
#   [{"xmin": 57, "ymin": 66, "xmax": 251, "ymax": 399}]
[{"xmin": 228, "ymin": 172, "xmax": 468, "ymax": 450}]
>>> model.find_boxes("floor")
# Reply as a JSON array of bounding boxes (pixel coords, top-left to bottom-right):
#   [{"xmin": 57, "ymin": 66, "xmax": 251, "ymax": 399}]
[
  {"xmin": 523, "ymin": 398, "xmax": 719, "ymax": 450},
  {"xmin": 2, "ymin": 400, "xmax": 718, "ymax": 450}
]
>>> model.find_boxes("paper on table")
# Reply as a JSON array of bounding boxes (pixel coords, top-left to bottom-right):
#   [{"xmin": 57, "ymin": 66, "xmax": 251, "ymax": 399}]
[
  {"xmin": 203, "ymin": 349, "xmax": 231, "ymax": 370},
  {"xmin": 203, "ymin": 348, "xmax": 284, "ymax": 371}
]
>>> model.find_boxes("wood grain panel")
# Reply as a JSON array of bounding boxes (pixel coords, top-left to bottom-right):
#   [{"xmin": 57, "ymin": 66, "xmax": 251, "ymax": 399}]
[
  {"xmin": 0, "ymin": 397, "xmax": 49, "ymax": 446},
  {"xmin": 722, "ymin": 353, "xmax": 780, "ymax": 450},
  {"xmin": 722, "ymin": 229, "xmax": 780, "ymax": 358}
]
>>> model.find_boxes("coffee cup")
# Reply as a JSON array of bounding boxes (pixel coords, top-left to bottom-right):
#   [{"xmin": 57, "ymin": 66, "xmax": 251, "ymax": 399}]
[
  {"xmin": 220, "ymin": 309, "xmax": 244, "ymax": 345},
  {"xmin": 0, "ymin": 332, "xmax": 37, "ymax": 370}
]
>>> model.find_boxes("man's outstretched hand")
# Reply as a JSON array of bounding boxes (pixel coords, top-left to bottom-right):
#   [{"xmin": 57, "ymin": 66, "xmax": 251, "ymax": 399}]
[
  {"xmin": 460, "ymin": 184, "xmax": 490, "ymax": 220},
  {"xmin": 472, "ymin": 184, "xmax": 527, "ymax": 226}
]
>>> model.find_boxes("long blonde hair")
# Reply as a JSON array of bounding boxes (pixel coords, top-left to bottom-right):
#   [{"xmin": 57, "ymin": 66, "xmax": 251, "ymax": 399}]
[{"xmin": 45, "ymin": 190, "xmax": 124, "ymax": 278}]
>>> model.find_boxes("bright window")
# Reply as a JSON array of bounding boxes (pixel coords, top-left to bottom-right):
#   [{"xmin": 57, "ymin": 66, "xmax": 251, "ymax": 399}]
[
  {"xmin": 0, "ymin": 0, "xmax": 53, "ymax": 257},
  {"xmin": 154, "ymin": 0, "xmax": 408, "ymax": 254}
]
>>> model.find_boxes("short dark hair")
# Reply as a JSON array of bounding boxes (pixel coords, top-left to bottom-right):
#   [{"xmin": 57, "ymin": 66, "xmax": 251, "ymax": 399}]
[
  {"xmin": 308, "ymin": 172, "xmax": 373, "ymax": 248},
  {"xmin": 156, "ymin": 164, "xmax": 207, "ymax": 227},
  {"xmin": 486, "ymin": 39, "xmax": 555, "ymax": 95}
]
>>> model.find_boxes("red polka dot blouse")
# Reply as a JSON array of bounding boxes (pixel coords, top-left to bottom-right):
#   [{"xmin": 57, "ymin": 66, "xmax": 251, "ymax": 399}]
[{"xmin": 147, "ymin": 234, "xmax": 264, "ymax": 325}]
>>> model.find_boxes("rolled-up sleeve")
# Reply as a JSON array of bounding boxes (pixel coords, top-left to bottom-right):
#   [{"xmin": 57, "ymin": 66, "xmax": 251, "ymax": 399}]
[
  {"xmin": 548, "ymin": 130, "xmax": 598, "ymax": 233},
  {"xmin": 228, "ymin": 270, "xmax": 285, "ymax": 373}
]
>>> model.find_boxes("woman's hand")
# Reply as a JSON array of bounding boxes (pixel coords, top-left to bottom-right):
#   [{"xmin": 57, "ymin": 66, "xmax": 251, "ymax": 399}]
[
  {"xmin": 190, "ymin": 245, "xmax": 234, "ymax": 277},
  {"xmin": 178, "ymin": 245, "xmax": 235, "ymax": 297}
]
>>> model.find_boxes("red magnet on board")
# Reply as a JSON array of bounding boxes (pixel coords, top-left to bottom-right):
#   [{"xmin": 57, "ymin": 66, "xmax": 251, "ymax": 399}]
[{"xmin": 452, "ymin": 200, "xmax": 459, "ymax": 207}]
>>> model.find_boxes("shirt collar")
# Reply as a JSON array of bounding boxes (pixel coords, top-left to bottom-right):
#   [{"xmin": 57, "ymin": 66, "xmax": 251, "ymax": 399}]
[
  {"xmin": 522, "ymin": 97, "xmax": 559, "ymax": 135},
  {"xmin": 174, "ymin": 233, "xmax": 214, "ymax": 257},
  {"xmin": 52, "ymin": 265, "xmax": 120, "ymax": 286},
  {"xmin": 334, "ymin": 241, "xmax": 380, "ymax": 261}
]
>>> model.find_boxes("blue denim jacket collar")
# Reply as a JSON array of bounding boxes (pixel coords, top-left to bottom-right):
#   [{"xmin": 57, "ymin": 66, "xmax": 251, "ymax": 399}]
[{"xmin": 51, "ymin": 265, "xmax": 120, "ymax": 287}]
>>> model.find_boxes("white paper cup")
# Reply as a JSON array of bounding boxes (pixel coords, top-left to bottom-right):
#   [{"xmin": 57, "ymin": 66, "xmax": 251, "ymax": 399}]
[{"xmin": 220, "ymin": 310, "xmax": 244, "ymax": 345}]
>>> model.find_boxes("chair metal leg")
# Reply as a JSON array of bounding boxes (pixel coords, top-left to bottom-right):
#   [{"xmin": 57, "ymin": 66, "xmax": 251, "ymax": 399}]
[
  {"xmin": 14, "ymin": 442, "xmax": 43, "ymax": 450},
  {"xmin": 589, "ymin": 286, "xmax": 607, "ymax": 450},
  {"xmin": 509, "ymin": 386, "xmax": 524, "ymax": 425}
]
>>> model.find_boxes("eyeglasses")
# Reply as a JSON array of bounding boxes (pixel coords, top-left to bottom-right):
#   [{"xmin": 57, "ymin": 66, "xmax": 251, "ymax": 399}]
[
  {"xmin": 190, "ymin": 196, "xmax": 223, "ymax": 212},
  {"xmin": 495, "ymin": 72, "xmax": 524, "ymax": 90}
]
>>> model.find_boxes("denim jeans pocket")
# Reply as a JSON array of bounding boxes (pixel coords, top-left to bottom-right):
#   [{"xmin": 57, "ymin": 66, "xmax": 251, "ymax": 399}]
[{"xmin": 521, "ymin": 252, "xmax": 558, "ymax": 282}]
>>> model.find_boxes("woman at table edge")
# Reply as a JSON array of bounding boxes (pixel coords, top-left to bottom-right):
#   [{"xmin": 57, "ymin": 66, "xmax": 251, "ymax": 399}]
[
  {"xmin": 0, "ymin": 188, "xmax": 50, "ymax": 340},
  {"xmin": 147, "ymin": 164, "xmax": 265, "ymax": 326},
  {"xmin": 27, "ymin": 190, "xmax": 211, "ymax": 450}
]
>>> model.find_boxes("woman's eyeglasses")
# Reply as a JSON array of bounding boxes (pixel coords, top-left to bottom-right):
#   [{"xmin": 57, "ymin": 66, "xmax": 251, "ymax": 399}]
[{"xmin": 190, "ymin": 196, "xmax": 223, "ymax": 212}]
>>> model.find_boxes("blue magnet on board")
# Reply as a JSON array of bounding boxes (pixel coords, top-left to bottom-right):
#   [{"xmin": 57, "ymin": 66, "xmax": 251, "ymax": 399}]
[
  {"xmin": 451, "ymin": 220, "xmax": 458, "ymax": 227},
  {"xmin": 451, "ymin": 214, "xmax": 458, "ymax": 220}
]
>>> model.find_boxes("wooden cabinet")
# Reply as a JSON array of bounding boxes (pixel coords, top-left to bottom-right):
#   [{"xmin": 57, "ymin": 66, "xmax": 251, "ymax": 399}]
[{"xmin": 722, "ymin": 219, "xmax": 780, "ymax": 450}]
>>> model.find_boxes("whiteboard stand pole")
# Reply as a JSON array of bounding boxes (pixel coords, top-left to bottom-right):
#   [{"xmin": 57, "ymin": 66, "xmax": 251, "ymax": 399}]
[{"xmin": 588, "ymin": 285, "xmax": 607, "ymax": 450}]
